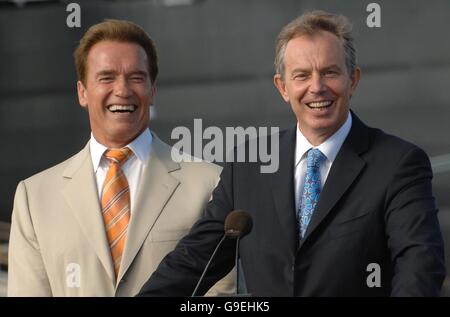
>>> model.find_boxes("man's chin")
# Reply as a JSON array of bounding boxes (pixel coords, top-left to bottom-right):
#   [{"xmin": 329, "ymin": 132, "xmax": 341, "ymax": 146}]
[
  {"xmin": 312, "ymin": 117, "xmax": 347, "ymax": 135},
  {"xmin": 301, "ymin": 116, "xmax": 338, "ymax": 132},
  {"xmin": 106, "ymin": 129, "xmax": 140, "ymax": 146}
]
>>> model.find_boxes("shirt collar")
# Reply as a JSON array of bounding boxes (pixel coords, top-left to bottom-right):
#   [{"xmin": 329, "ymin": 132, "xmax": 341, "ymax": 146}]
[
  {"xmin": 89, "ymin": 128, "xmax": 153, "ymax": 172},
  {"xmin": 295, "ymin": 112, "xmax": 352, "ymax": 166}
]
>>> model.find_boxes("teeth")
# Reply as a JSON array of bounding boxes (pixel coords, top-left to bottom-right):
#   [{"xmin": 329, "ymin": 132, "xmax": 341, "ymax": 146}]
[
  {"xmin": 108, "ymin": 104, "xmax": 136, "ymax": 112},
  {"xmin": 307, "ymin": 101, "xmax": 333, "ymax": 108}
]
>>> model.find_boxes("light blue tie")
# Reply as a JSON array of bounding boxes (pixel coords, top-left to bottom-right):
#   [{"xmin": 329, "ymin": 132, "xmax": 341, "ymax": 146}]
[{"xmin": 298, "ymin": 148, "xmax": 326, "ymax": 239}]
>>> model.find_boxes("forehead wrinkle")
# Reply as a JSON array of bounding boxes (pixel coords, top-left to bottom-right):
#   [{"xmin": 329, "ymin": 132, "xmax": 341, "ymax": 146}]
[
  {"xmin": 87, "ymin": 42, "xmax": 148, "ymax": 76},
  {"xmin": 284, "ymin": 34, "xmax": 345, "ymax": 74}
]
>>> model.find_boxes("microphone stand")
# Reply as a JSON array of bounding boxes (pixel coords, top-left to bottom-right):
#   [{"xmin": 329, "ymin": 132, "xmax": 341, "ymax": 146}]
[
  {"xmin": 191, "ymin": 209, "xmax": 253, "ymax": 297},
  {"xmin": 233, "ymin": 236, "xmax": 252, "ymax": 296},
  {"xmin": 191, "ymin": 234, "xmax": 227, "ymax": 297},
  {"xmin": 235, "ymin": 236, "xmax": 240, "ymax": 294}
]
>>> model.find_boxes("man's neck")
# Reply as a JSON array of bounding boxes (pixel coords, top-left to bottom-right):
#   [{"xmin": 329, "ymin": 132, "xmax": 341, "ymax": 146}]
[
  {"xmin": 298, "ymin": 127, "xmax": 338, "ymax": 147},
  {"xmin": 297, "ymin": 115, "xmax": 349, "ymax": 147},
  {"xmin": 92, "ymin": 129, "xmax": 145, "ymax": 149}
]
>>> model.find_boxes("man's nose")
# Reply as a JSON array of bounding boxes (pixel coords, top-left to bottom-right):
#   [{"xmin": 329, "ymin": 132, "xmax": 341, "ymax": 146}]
[
  {"xmin": 308, "ymin": 74, "xmax": 326, "ymax": 94},
  {"xmin": 114, "ymin": 78, "xmax": 132, "ymax": 98}
]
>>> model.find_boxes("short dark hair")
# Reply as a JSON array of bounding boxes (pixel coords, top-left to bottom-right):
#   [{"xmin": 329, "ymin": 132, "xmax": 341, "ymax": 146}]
[
  {"xmin": 275, "ymin": 11, "xmax": 357, "ymax": 79},
  {"xmin": 74, "ymin": 19, "xmax": 158, "ymax": 85}
]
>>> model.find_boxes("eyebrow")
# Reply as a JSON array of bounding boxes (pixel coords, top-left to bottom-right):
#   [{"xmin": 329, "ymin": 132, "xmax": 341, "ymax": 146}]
[
  {"xmin": 128, "ymin": 70, "xmax": 148, "ymax": 77},
  {"xmin": 321, "ymin": 64, "xmax": 343, "ymax": 71},
  {"xmin": 291, "ymin": 64, "xmax": 343, "ymax": 73},
  {"xmin": 95, "ymin": 70, "xmax": 148, "ymax": 78},
  {"xmin": 95, "ymin": 70, "xmax": 116, "ymax": 78}
]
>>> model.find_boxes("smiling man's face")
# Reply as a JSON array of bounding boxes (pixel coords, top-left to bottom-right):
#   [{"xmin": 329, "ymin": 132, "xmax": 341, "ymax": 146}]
[
  {"xmin": 77, "ymin": 40, "xmax": 155, "ymax": 148},
  {"xmin": 274, "ymin": 30, "xmax": 360, "ymax": 146}
]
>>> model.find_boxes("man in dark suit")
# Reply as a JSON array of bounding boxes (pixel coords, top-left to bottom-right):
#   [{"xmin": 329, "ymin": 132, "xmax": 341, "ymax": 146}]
[{"xmin": 138, "ymin": 11, "xmax": 446, "ymax": 296}]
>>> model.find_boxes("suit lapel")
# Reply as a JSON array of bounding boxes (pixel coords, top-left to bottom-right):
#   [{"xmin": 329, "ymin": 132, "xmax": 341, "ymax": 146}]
[
  {"xmin": 61, "ymin": 143, "xmax": 116, "ymax": 283},
  {"xmin": 270, "ymin": 127, "xmax": 298, "ymax": 253},
  {"xmin": 117, "ymin": 135, "xmax": 180, "ymax": 284},
  {"xmin": 299, "ymin": 112, "xmax": 369, "ymax": 248}
]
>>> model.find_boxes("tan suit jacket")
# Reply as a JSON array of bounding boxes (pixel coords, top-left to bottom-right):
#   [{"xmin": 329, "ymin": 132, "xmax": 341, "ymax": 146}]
[{"xmin": 8, "ymin": 134, "xmax": 234, "ymax": 296}]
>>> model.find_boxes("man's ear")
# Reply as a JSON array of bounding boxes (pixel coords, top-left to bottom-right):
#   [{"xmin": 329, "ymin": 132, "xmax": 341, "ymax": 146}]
[
  {"xmin": 149, "ymin": 83, "xmax": 156, "ymax": 106},
  {"xmin": 350, "ymin": 67, "xmax": 361, "ymax": 96},
  {"xmin": 77, "ymin": 81, "xmax": 88, "ymax": 109},
  {"xmin": 274, "ymin": 74, "xmax": 290, "ymax": 103}
]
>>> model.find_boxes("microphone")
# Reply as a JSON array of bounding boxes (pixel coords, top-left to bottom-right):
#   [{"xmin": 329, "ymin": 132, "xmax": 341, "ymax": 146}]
[
  {"xmin": 191, "ymin": 210, "xmax": 253, "ymax": 297},
  {"xmin": 224, "ymin": 209, "xmax": 253, "ymax": 238},
  {"xmin": 225, "ymin": 210, "xmax": 252, "ymax": 296}
]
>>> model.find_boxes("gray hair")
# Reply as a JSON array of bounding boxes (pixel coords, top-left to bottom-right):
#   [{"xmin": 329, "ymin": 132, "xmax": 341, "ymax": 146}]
[{"xmin": 274, "ymin": 11, "xmax": 357, "ymax": 79}]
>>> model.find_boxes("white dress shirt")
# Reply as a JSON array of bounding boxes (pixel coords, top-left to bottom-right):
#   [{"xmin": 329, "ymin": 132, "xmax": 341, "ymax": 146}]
[
  {"xmin": 89, "ymin": 128, "xmax": 153, "ymax": 214},
  {"xmin": 294, "ymin": 112, "xmax": 352, "ymax": 212}
]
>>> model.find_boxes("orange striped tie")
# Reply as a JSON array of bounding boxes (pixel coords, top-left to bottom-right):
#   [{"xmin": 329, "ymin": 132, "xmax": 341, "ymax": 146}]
[{"xmin": 101, "ymin": 147, "xmax": 133, "ymax": 277}]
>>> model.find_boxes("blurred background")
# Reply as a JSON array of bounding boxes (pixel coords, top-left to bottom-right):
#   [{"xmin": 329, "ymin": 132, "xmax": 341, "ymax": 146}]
[{"xmin": 0, "ymin": 0, "xmax": 449, "ymax": 296}]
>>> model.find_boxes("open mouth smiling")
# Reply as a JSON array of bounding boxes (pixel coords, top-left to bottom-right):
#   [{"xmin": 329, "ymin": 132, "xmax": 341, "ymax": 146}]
[
  {"xmin": 107, "ymin": 104, "xmax": 137, "ymax": 113},
  {"xmin": 305, "ymin": 100, "xmax": 334, "ymax": 109}
]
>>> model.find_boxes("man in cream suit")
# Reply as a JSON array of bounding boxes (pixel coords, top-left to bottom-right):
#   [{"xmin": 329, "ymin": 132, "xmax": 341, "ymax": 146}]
[{"xmin": 8, "ymin": 19, "xmax": 233, "ymax": 296}]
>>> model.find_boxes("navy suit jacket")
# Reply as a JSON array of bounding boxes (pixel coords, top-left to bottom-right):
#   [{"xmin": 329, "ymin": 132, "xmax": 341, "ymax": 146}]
[{"xmin": 138, "ymin": 112, "xmax": 446, "ymax": 296}]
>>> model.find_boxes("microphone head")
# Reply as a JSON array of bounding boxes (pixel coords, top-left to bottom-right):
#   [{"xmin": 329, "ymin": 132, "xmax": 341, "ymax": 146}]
[{"xmin": 224, "ymin": 210, "xmax": 253, "ymax": 238}]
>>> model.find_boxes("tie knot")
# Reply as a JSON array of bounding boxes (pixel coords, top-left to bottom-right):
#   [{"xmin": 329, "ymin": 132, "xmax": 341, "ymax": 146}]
[
  {"xmin": 307, "ymin": 148, "xmax": 326, "ymax": 168},
  {"xmin": 104, "ymin": 147, "xmax": 132, "ymax": 166}
]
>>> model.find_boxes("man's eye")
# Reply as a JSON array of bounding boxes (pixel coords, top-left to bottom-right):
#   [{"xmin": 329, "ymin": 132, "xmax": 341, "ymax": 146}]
[
  {"xmin": 293, "ymin": 74, "xmax": 308, "ymax": 81},
  {"xmin": 130, "ymin": 77, "xmax": 145, "ymax": 82},
  {"xmin": 99, "ymin": 77, "xmax": 113, "ymax": 82},
  {"xmin": 324, "ymin": 70, "xmax": 339, "ymax": 77}
]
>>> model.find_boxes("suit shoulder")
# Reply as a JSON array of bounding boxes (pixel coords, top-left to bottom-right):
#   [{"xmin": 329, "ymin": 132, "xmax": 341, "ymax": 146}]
[
  {"xmin": 154, "ymin": 137, "xmax": 222, "ymax": 180},
  {"xmin": 176, "ymin": 153, "xmax": 222, "ymax": 184},
  {"xmin": 179, "ymin": 160, "xmax": 222, "ymax": 177},
  {"xmin": 366, "ymin": 127, "xmax": 429, "ymax": 163},
  {"xmin": 21, "ymin": 148, "xmax": 86, "ymax": 188}
]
